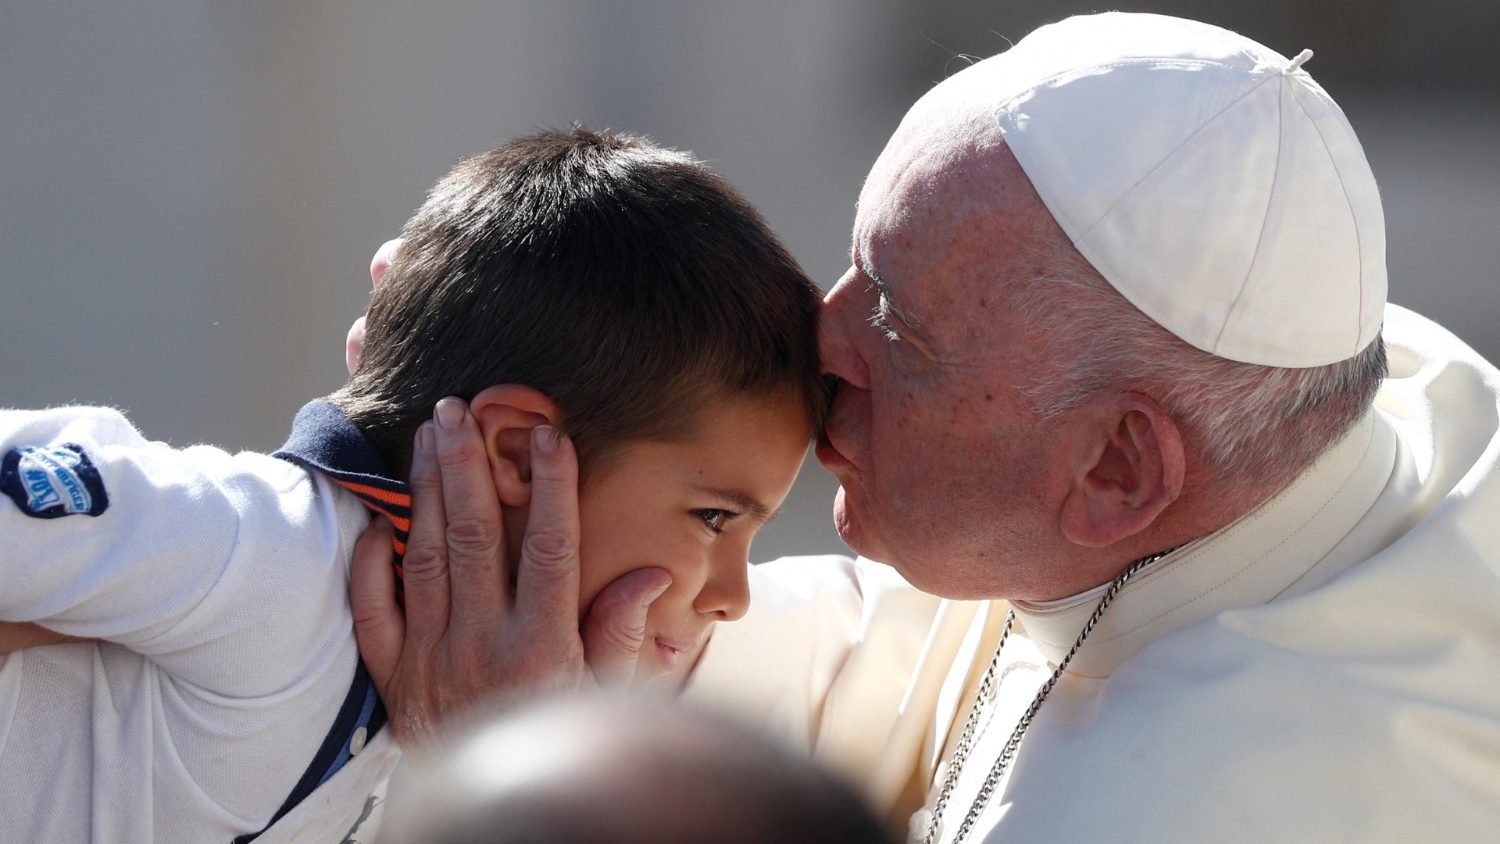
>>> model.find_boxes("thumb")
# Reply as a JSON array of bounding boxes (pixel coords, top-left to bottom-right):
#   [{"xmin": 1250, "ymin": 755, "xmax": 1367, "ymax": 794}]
[
  {"xmin": 371, "ymin": 238, "xmax": 403, "ymax": 287},
  {"xmin": 345, "ymin": 315, "xmax": 368, "ymax": 377},
  {"xmin": 350, "ymin": 516, "xmax": 405, "ymax": 692},
  {"xmin": 582, "ymin": 567, "xmax": 672, "ymax": 686}
]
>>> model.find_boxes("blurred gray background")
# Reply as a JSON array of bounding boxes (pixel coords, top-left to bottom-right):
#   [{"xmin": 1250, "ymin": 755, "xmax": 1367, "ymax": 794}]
[{"xmin": 3, "ymin": 1, "xmax": 1497, "ymax": 562}]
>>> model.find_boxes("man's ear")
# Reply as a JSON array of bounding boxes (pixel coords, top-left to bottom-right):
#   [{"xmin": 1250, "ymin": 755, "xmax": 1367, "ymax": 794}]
[
  {"xmin": 1059, "ymin": 392, "xmax": 1186, "ymax": 549},
  {"xmin": 469, "ymin": 385, "xmax": 562, "ymax": 508}
]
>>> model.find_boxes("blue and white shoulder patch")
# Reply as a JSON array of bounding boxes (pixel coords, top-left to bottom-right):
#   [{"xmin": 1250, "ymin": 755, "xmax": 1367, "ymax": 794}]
[{"xmin": 2, "ymin": 443, "xmax": 110, "ymax": 518}]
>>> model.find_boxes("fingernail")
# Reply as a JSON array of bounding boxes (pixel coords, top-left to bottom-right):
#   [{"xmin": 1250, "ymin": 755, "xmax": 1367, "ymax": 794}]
[
  {"xmin": 642, "ymin": 580, "xmax": 671, "ymax": 606},
  {"xmin": 533, "ymin": 425, "xmax": 556, "ymax": 455},
  {"xmin": 416, "ymin": 422, "xmax": 435, "ymax": 454},
  {"xmin": 435, "ymin": 397, "xmax": 464, "ymax": 430}
]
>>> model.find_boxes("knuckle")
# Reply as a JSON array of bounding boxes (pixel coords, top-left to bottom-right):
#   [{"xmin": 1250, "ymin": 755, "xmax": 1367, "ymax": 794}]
[
  {"xmin": 401, "ymin": 548, "xmax": 447, "ymax": 581},
  {"xmin": 445, "ymin": 517, "xmax": 501, "ymax": 556},
  {"xmin": 453, "ymin": 647, "xmax": 500, "ymax": 684},
  {"xmin": 522, "ymin": 528, "xmax": 576, "ymax": 568},
  {"xmin": 407, "ymin": 467, "xmax": 440, "ymax": 494},
  {"xmin": 594, "ymin": 620, "xmax": 642, "ymax": 659},
  {"xmin": 435, "ymin": 437, "xmax": 481, "ymax": 469},
  {"xmin": 587, "ymin": 603, "xmax": 647, "ymax": 648},
  {"xmin": 599, "ymin": 621, "xmax": 644, "ymax": 654},
  {"xmin": 529, "ymin": 463, "xmax": 571, "ymax": 484},
  {"xmin": 489, "ymin": 628, "xmax": 585, "ymax": 689},
  {"xmin": 350, "ymin": 603, "xmax": 387, "ymax": 637},
  {"xmin": 537, "ymin": 639, "xmax": 587, "ymax": 676}
]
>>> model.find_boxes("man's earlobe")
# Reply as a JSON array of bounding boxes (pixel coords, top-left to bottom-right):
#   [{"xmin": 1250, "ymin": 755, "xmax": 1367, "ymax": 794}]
[
  {"xmin": 469, "ymin": 385, "xmax": 562, "ymax": 508},
  {"xmin": 1060, "ymin": 393, "xmax": 1185, "ymax": 548}
]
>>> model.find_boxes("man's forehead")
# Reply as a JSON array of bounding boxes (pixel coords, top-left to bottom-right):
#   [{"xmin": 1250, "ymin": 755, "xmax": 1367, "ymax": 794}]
[
  {"xmin": 853, "ymin": 74, "xmax": 1016, "ymax": 250},
  {"xmin": 855, "ymin": 142, "xmax": 951, "ymax": 266},
  {"xmin": 849, "ymin": 140, "xmax": 1068, "ymax": 368},
  {"xmin": 853, "ymin": 135, "xmax": 1012, "ymax": 284}
]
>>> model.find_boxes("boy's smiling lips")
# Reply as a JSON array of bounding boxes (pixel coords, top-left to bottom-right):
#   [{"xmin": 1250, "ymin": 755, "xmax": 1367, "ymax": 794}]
[{"xmin": 653, "ymin": 632, "xmax": 708, "ymax": 667}]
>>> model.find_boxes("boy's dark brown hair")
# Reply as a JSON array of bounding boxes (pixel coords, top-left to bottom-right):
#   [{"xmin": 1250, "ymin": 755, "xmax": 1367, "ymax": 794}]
[{"xmin": 330, "ymin": 127, "xmax": 826, "ymax": 474}]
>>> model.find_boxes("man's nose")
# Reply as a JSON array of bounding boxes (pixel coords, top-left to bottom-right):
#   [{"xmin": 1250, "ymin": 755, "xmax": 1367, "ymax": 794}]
[{"xmin": 818, "ymin": 271, "xmax": 871, "ymax": 391}]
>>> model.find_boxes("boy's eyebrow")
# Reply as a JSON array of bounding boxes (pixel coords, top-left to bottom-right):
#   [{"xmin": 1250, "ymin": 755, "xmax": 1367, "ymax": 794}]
[{"xmin": 691, "ymin": 484, "xmax": 780, "ymax": 524}]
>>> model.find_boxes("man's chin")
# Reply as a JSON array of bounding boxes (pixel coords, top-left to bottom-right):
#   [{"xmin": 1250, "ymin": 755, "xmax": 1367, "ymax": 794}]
[
  {"xmin": 832, "ymin": 487, "xmax": 890, "ymax": 562},
  {"xmin": 833, "ymin": 490, "xmax": 957, "ymax": 594}
]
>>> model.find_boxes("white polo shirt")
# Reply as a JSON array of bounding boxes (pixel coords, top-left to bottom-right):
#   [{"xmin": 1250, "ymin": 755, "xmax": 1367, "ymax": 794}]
[{"xmin": 0, "ymin": 401, "xmax": 404, "ymax": 843}]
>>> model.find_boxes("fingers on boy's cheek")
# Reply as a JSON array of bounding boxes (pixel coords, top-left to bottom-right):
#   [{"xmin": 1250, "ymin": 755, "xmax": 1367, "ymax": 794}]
[
  {"xmin": 594, "ymin": 583, "xmax": 653, "ymax": 635},
  {"xmin": 371, "ymin": 239, "xmax": 401, "ymax": 286},
  {"xmin": 431, "ymin": 400, "xmax": 477, "ymax": 462},
  {"xmin": 410, "ymin": 423, "xmax": 437, "ymax": 473}
]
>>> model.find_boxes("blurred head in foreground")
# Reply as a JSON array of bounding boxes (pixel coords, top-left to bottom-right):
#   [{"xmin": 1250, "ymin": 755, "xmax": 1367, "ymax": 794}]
[{"xmin": 378, "ymin": 694, "xmax": 893, "ymax": 844}]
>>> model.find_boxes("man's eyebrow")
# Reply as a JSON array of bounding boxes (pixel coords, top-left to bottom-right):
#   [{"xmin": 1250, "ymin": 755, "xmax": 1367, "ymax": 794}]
[
  {"xmin": 853, "ymin": 241, "xmax": 928, "ymax": 336},
  {"xmin": 691, "ymin": 484, "xmax": 780, "ymax": 524},
  {"xmin": 866, "ymin": 267, "xmax": 927, "ymax": 335}
]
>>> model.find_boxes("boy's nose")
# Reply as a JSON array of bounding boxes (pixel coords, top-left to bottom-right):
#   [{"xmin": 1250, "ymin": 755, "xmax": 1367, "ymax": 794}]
[{"xmin": 694, "ymin": 554, "xmax": 751, "ymax": 622}]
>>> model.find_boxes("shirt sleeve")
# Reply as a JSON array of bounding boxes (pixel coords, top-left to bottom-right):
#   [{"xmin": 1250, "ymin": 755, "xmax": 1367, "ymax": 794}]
[{"xmin": 0, "ymin": 406, "xmax": 357, "ymax": 698}]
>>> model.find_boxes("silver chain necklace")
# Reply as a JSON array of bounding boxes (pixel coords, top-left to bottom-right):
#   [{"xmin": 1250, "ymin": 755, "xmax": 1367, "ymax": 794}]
[{"xmin": 919, "ymin": 549, "xmax": 1173, "ymax": 844}]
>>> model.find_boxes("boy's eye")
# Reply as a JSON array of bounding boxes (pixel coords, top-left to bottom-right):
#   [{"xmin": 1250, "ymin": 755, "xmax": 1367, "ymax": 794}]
[{"xmin": 692, "ymin": 508, "xmax": 735, "ymax": 535}]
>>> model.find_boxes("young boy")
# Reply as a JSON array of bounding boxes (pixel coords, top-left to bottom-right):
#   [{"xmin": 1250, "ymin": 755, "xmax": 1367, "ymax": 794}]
[{"xmin": 0, "ymin": 128, "xmax": 826, "ymax": 842}]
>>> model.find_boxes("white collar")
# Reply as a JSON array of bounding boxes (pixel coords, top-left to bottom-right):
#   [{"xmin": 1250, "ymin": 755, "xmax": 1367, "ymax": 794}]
[{"xmin": 1011, "ymin": 410, "xmax": 1397, "ymax": 678}]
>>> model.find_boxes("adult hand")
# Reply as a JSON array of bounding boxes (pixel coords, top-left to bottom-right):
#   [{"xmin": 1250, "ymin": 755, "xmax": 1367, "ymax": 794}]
[
  {"xmin": 349, "ymin": 398, "xmax": 672, "ymax": 747},
  {"xmin": 0, "ymin": 621, "xmax": 81, "ymax": 654},
  {"xmin": 345, "ymin": 238, "xmax": 403, "ymax": 376}
]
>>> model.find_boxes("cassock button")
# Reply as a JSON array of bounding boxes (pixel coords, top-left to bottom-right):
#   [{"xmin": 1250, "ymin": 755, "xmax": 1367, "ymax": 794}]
[{"xmin": 349, "ymin": 726, "xmax": 368, "ymax": 757}]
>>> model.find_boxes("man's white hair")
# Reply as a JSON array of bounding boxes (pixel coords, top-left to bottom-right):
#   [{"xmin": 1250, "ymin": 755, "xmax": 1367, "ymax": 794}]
[{"xmin": 1011, "ymin": 238, "xmax": 1387, "ymax": 490}]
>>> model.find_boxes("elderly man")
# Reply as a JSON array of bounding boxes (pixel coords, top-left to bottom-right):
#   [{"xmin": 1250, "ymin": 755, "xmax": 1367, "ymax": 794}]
[
  {"xmin": 349, "ymin": 12, "xmax": 1500, "ymax": 843},
  {"xmin": 7, "ymin": 10, "xmax": 1481, "ymax": 843}
]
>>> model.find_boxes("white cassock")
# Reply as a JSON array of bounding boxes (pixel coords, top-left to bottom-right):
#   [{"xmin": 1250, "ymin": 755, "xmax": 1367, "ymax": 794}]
[{"xmin": 685, "ymin": 304, "xmax": 1500, "ymax": 842}]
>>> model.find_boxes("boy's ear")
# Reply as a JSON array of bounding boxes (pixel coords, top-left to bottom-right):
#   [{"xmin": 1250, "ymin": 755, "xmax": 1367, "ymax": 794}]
[{"xmin": 469, "ymin": 385, "xmax": 562, "ymax": 508}]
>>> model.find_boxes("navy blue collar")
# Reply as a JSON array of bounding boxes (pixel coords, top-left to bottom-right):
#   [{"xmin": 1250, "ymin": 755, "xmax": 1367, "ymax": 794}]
[
  {"xmin": 274, "ymin": 399, "xmax": 412, "ymax": 559},
  {"xmin": 275, "ymin": 399, "xmax": 402, "ymax": 491}
]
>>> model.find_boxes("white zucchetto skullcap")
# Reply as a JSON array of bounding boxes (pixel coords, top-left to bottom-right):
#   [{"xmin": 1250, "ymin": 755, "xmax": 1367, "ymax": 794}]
[{"xmin": 987, "ymin": 13, "xmax": 1386, "ymax": 367}]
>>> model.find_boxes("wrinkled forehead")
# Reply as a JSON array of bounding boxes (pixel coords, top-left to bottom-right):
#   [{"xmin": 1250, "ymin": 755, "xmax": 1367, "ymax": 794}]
[
  {"xmin": 853, "ymin": 62, "xmax": 1059, "ymax": 297},
  {"xmin": 857, "ymin": 62, "xmax": 1002, "ymax": 223}
]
